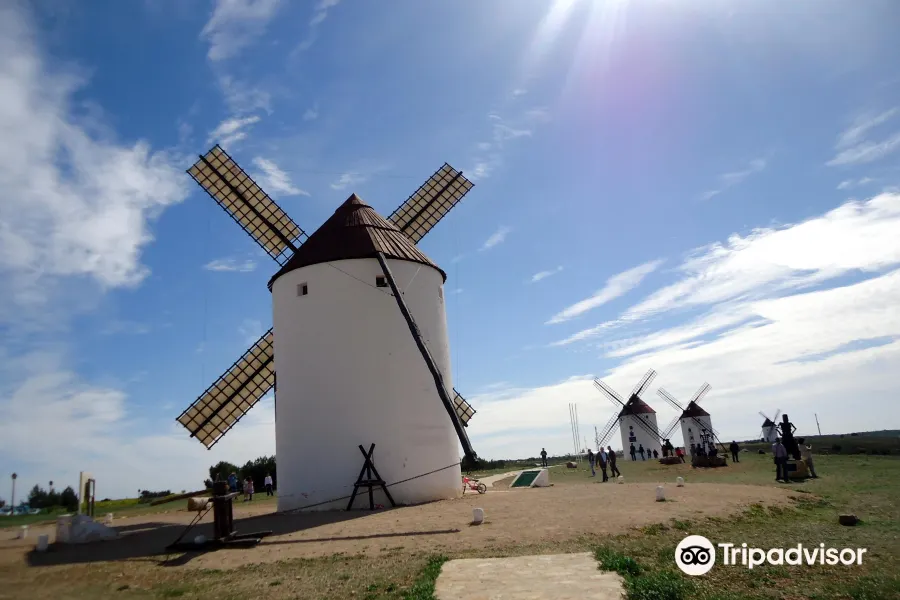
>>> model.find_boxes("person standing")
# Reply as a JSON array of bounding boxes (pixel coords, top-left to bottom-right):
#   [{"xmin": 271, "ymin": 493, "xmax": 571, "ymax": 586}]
[
  {"xmin": 652, "ymin": 449, "xmax": 659, "ymax": 459},
  {"xmin": 598, "ymin": 447, "xmax": 609, "ymax": 482},
  {"xmin": 676, "ymin": 447, "xmax": 686, "ymax": 463},
  {"xmin": 587, "ymin": 449, "xmax": 596, "ymax": 477},
  {"xmin": 638, "ymin": 444, "xmax": 646, "ymax": 461},
  {"xmin": 773, "ymin": 438, "xmax": 788, "ymax": 481},
  {"xmin": 228, "ymin": 472, "xmax": 238, "ymax": 493},
  {"xmin": 629, "ymin": 443, "xmax": 637, "ymax": 461},
  {"xmin": 540, "ymin": 448, "xmax": 548, "ymax": 467},
  {"xmin": 798, "ymin": 438, "xmax": 818, "ymax": 478},
  {"xmin": 607, "ymin": 446, "xmax": 621, "ymax": 478},
  {"xmin": 729, "ymin": 441, "xmax": 740, "ymax": 463},
  {"xmin": 264, "ymin": 473, "xmax": 274, "ymax": 496}
]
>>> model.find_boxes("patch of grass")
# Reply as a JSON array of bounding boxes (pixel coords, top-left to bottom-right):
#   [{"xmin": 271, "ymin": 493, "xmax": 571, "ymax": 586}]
[
  {"xmin": 595, "ymin": 546, "xmax": 694, "ymax": 600},
  {"xmin": 640, "ymin": 523, "xmax": 669, "ymax": 536},
  {"xmin": 626, "ymin": 570, "xmax": 695, "ymax": 600},
  {"xmin": 671, "ymin": 519, "xmax": 692, "ymax": 531},
  {"xmin": 595, "ymin": 547, "xmax": 643, "ymax": 578},
  {"xmin": 402, "ymin": 555, "xmax": 447, "ymax": 600},
  {"xmin": 157, "ymin": 587, "xmax": 188, "ymax": 598}
]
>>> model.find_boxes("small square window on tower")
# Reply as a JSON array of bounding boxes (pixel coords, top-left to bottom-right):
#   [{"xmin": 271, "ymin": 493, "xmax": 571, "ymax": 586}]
[
  {"xmin": 375, "ymin": 275, "xmax": 387, "ymax": 288},
  {"xmin": 297, "ymin": 282, "xmax": 309, "ymax": 296}
]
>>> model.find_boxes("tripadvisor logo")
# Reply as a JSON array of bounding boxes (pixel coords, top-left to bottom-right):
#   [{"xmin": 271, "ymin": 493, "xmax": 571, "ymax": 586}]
[{"xmin": 675, "ymin": 535, "xmax": 868, "ymax": 575}]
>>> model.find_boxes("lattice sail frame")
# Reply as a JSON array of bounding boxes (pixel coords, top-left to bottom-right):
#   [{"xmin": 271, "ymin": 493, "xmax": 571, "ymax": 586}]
[
  {"xmin": 388, "ymin": 163, "xmax": 474, "ymax": 243},
  {"xmin": 176, "ymin": 329, "xmax": 276, "ymax": 449},
  {"xmin": 188, "ymin": 145, "xmax": 308, "ymax": 265},
  {"xmin": 452, "ymin": 388, "xmax": 476, "ymax": 426}
]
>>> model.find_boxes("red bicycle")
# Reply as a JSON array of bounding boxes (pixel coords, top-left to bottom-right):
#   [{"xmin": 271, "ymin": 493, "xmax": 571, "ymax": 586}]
[{"xmin": 462, "ymin": 475, "xmax": 487, "ymax": 494}]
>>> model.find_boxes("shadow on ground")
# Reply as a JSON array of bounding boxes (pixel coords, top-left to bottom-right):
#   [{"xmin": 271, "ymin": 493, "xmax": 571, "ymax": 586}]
[{"xmin": 25, "ymin": 508, "xmax": 457, "ymax": 568}]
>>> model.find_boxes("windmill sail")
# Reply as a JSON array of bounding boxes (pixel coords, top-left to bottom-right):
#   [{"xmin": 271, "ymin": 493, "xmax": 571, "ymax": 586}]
[
  {"xmin": 452, "ymin": 388, "xmax": 476, "ymax": 426},
  {"xmin": 176, "ymin": 330, "xmax": 275, "ymax": 449},
  {"xmin": 387, "ymin": 163, "xmax": 473, "ymax": 244},
  {"xmin": 188, "ymin": 145, "xmax": 308, "ymax": 265}
]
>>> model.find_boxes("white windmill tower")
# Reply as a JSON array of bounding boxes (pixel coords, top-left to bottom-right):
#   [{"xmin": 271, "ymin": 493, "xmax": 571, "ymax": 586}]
[
  {"xmin": 657, "ymin": 383, "xmax": 724, "ymax": 456},
  {"xmin": 759, "ymin": 410, "xmax": 781, "ymax": 443},
  {"xmin": 176, "ymin": 145, "xmax": 479, "ymax": 512},
  {"xmin": 593, "ymin": 369, "xmax": 664, "ymax": 459}
]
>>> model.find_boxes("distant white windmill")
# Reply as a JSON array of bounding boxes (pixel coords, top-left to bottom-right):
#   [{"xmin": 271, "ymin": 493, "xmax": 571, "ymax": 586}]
[
  {"xmin": 759, "ymin": 410, "xmax": 781, "ymax": 443},
  {"xmin": 657, "ymin": 383, "xmax": 724, "ymax": 456},
  {"xmin": 176, "ymin": 145, "xmax": 479, "ymax": 512},
  {"xmin": 594, "ymin": 369, "xmax": 664, "ymax": 459}
]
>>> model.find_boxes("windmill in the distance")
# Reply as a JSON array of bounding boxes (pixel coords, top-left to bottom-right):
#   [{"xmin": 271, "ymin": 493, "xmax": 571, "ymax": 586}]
[
  {"xmin": 176, "ymin": 145, "xmax": 478, "ymax": 512},
  {"xmin": 759, "ymin": 409, "xmax": 781, "ymax": 443},
  {"xmin": 657, "ymin": 383, "xmax": 724, "ymax": 456},
  {"xmin": 593, "ymin": 369, "xmax": 664, "ymax": 459}
]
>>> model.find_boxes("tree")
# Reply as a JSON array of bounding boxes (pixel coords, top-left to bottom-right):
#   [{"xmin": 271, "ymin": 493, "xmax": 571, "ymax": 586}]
[
  {"xmin": 0, "ymin": 498, "xmax": 5, "ymax": 509},
  {"xmin": 28, "ymin": 484, "xmax": 49, "ymax": 509},
  {"xmin": 208, "ymin": 461, "xmax": 240, "ymax": 485},
  {"xmin": 59, "ymin": 486, "xmax": 78, "ymax": 512}
]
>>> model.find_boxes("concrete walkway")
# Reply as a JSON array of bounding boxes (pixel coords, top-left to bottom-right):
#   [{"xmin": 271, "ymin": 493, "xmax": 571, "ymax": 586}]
[{"xmin": 435, "ymin": 552, "xmax": 624, "ymax": 600}]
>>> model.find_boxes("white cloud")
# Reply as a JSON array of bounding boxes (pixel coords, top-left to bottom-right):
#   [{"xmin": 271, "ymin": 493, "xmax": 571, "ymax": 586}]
[
  {"xmin": 201, "ymin": 0, "xmax": 282, "ymax": 62},
  {"xmin": 217, "ymin": 75, "xmax": 272, "ymax": 115},
  {"xmin": 204, "ymin": 258, "xmax": 257, "ymax": 272},
  {"xmin": 468, "ymin": 108, "xmax": 546, "ymax": 181},
  {"xmin": 252, "ymin": 157, "xmax": 309, "ymax": 196},
  {"xmin": 828, "ymin": 108, "xmax": 900, "ymax": 166},
  {"xmin": 827, "ymin": 132, "xmax": 900, "ymax": 166},
  {"xmin": 700, "ymin": 158, "xmax": 766, "ymax": 201},
  {"xmin": 837, "ymin": 177, "xmax": 875, "ymax": 190},
  {"xmin": 835, "ymin": 108, "xmax": 898, "ymax": 149},
  {"xmin": 207, "ymin": 115, "xmax": 261, "ymax": 147},
  {"xmin": 294, "ymin": 0, "xmax": 341, "ymax": 53},
  {"xmin": 303, "ymin": 105, "xmax": 319, "ymax": 121},
  {"xmin": 530, "ymin": 266, "xmax": 564, "ymax": 283},
  {"xmin": 330, "ymin": 171, "xmax": 367, "ymax": 191},
  {"xmin": 0, "ymin": 5, "xmax": 188, "ymax": 325},
  {"xmin": 238, "ymin": 318, "xmax": 266, "ymax": 345},
  {"xmin": 480, "ymin": 226, "xmax": 512, "ymax": 251},
  {"xmin": 546, "ymin": 260, "xmax": 663, "ymax": 325}
]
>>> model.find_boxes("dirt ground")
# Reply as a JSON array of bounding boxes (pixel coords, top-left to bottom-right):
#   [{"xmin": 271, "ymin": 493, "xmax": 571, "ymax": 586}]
[{"xmin": 1, "ymin": 482, "xmax": 790, "ymax": 572}]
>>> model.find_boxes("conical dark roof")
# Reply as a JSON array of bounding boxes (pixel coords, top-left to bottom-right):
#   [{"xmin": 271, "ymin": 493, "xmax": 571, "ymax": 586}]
[
  {"xmin": 268, "ymin": 194, "xmax": 445, "ymax": 289},
  {"xmin": 681, "ymin": 401, "xmax": 710, "ymax": 418},
  {"xmin": 618, "ymin": 395, "xmax": 656, "ymax": 416}
]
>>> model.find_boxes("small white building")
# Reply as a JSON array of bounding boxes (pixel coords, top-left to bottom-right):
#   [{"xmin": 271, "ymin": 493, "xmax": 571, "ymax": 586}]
[
  {"xmin": 618, "ymin": 398, "xmax": 661, "ymax": 459},
  {"xmin": 761, "ymin": 418, "xmax": 778, "ymax": 443},
  {"xmin": 269, "ymin": 195, "xmax": 462, "ymax": 511},
  {"xmin": 679, "ymin": 402, "xmax": 714, "ymax": 456}
]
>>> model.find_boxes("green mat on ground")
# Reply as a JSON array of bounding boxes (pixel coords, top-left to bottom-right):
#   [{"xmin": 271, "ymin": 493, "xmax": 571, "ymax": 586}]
[{"xmin": 511, "ymin": 470, "xmax": 540, "ymax": 487}]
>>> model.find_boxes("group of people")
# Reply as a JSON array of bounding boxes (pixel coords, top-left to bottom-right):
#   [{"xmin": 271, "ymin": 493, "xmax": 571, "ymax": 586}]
[
  {"xmin": 772, "ymin": 438, "xmax": 818, "ymax": 481},
  {"xmin": 586, "ymin": 446, "xmax": 622, "ymax": 481},
  {"xmin": 225, "ymin": 472, "xmax": 276, "ymax": 501}
]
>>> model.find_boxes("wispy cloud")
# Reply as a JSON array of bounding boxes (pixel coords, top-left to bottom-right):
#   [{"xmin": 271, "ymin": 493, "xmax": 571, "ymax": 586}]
[
  {"xmin": 217, "ymin": 75, "xmax": 272, "ymax": 115},
  {"xmin": 828, "ymin": 108, "xmax": 900, "ymax": 166},
  {"xmin": 554, "ymin": 192, "xmax": 900, "ymax": 348},
  {"xmin": 302, "ymin": 105, "xmax": 319, "ymax": 121},
  {"xmin": 469, "ymin": 108, "xmax": 547, "ymax": 180},
  {"xmin": 700, "ymin": 158, "xmax": 766, "ymax": 201},
  {"xmin": 252, "ymin": 157, "xmax": 309, "ymax": 196},
  {"xmin": 837, "ymin": 177, "xmax": 875, "ymax": 190},
  {"xmin": 238, "ymin": 318, "xmax": 265, "ymax": 345},
  {"xmin": 204, "ymin": 258, "xmax": 257, "ymax": 272},
  {"xmin": 294, "ymin": 0, "xmax": 341, "ymax": 53},
  {"xmin": 530, "ymin": 266, "xmax": 564, "ymax": 283},
  {"xmin": 201, "ymin": 0, "xmax": 283, "ymax": 62},
  {"xmin": 330, "ymin": 171, "xmax": 367, "ymax": 191},
  {"xmin": 100, "ymin": 320, "xmax": 151, "ymax": 336},
  {"xmin": 207, "ymin": 115, "xmax": 261, "ymax": 147},
  {"xmin": 546, "ymin": 260, "xmax": 663, "ymax": 325},
  {"xmin": 480, "ymin": 226, "xmax": 512, "ymax": 251}
]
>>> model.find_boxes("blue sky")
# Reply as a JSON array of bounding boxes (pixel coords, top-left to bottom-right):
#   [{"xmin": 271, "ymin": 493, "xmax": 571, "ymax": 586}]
[{"xmin": 2, "ymin": 0, "xmax": 900, "ymax": 500}]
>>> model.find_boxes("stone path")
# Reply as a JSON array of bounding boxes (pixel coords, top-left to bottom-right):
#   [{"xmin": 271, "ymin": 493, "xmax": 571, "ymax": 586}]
[{"xmin": 434, "ymin": 552, "xmax": 624, "ymax": 599}]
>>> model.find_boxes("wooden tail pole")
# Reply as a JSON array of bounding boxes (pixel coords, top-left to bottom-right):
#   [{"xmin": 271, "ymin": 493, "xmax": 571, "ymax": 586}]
[{"xmin": 374, "ymin": 252, "xmax": 477, "ymax": 464}]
